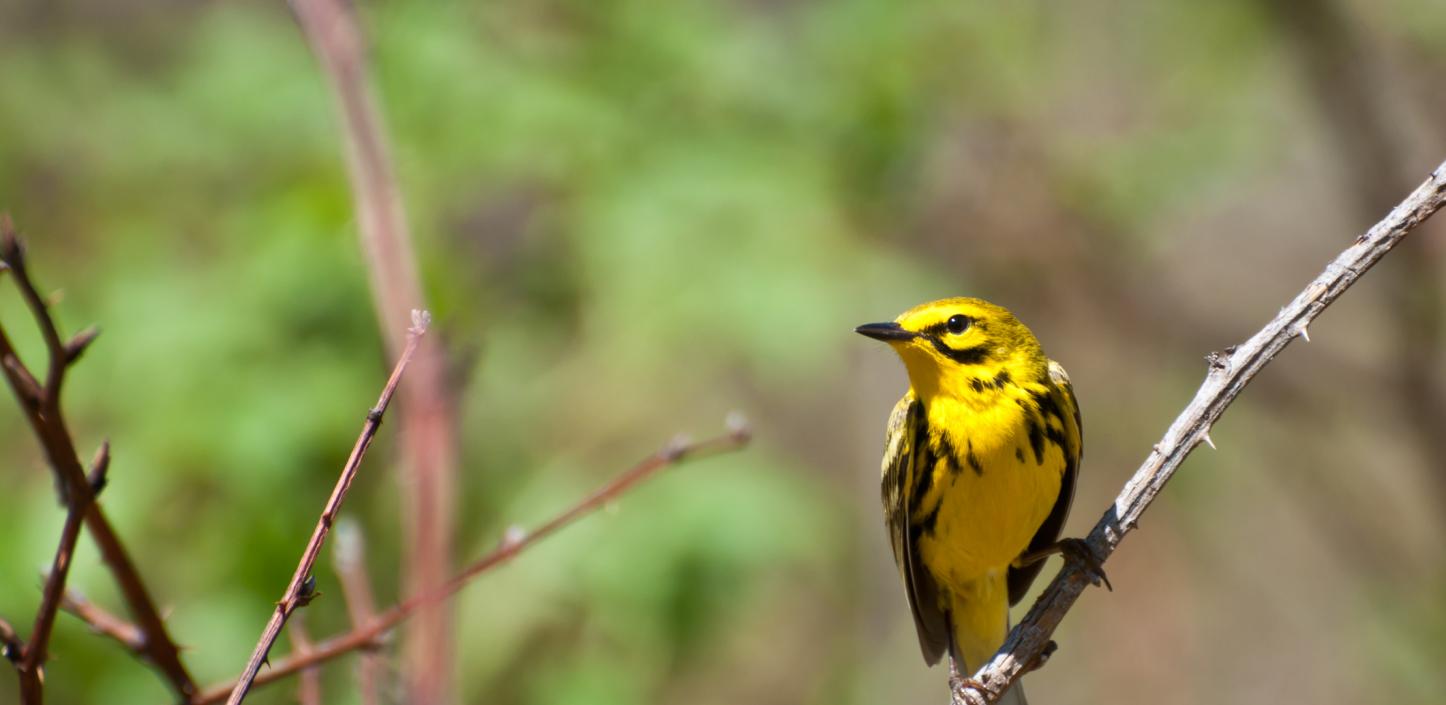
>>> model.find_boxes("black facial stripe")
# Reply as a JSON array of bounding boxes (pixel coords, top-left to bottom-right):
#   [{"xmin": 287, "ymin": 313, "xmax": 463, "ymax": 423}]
[{"xmin": 928, "ymin": 335, "xmax": 990, "ymax": 365}]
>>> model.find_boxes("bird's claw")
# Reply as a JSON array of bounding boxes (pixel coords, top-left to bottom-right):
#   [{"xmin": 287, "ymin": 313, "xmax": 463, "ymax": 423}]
[
  {"xmin": 948, "ymin": 675, "xmax": 992, "ymax": 705},
  {"xmin": 1056, "ymin": 538, "xmax": 1112, "ymax": 591},
  {"xmin": 1024, "ymin": 640, "xmax": 1059, "ymax": 673}
]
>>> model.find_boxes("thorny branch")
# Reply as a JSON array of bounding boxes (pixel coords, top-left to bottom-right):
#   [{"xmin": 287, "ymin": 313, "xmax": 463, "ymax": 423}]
[
  {"xmin": 333, "ymin": 521, "xmax": 384, "ymax": 705},
  {"xmin": 224, "ymin": 311, "xmax": 430, "ymax": 705},
  {"xmin": 0, "ymin": 218, "xmax": 198, "ymax": 702},
  {"xmin": 288, "ymin": 615, "xmax": 322, "ymax": 705},
  {"xmin": 289, "ymin": 0, "xmax": 460, "ymax": 700},
  {"xmin": 60, "ymin": 590, "xmax": 145, "ymax": 655},
  {"xmin": 190, "ymin": 420, "xmax": 752, "ymax": 705},
  {"xmin": 951, "ymin": 162, "xmax": 1446, "ymax": 705},
  {"xmin": 23, "ymin": 442, "xmax": 111, "ymax": 690}
]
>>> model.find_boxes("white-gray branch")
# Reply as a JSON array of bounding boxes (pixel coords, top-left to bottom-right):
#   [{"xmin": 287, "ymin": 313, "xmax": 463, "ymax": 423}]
[{"xmin": 953, "ymin": 159, "xmax": 1446, "ymax": 705}]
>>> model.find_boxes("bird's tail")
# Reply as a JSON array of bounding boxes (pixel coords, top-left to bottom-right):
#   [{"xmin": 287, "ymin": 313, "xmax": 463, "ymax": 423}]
[{"xmin": 948, "ymin": 572, "xmax": 1028, "ymax": 705}]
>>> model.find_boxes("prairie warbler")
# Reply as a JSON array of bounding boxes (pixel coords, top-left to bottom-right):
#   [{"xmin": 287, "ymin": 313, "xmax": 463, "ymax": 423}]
[{"xmin": 859, "ymin": 297, "xmax": 1094, "ymax": 704}]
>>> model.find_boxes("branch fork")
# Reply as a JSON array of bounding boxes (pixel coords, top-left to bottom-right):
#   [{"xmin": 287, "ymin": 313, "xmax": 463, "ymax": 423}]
[{"xmin": 0, "ymin": 218, "xmax": 198, "ymax": 703}]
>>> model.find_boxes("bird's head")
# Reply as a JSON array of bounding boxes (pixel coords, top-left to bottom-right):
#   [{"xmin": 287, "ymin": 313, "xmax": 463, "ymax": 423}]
[{"xmin": 856, "ymin": 297, "xmax": 1045, "ymax": 398}]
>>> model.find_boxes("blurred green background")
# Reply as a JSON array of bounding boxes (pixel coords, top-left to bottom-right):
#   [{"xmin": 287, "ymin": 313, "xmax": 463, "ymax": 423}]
[{"xmin": 2, "ymin": 1, "xmax": 1444, "ymax": 704}]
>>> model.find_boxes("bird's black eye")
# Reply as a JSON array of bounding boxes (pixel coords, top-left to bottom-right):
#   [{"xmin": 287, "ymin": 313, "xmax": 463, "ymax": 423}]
[{"xmin": 946, "ymin": 315, "xmax": 970, "ymax": 334}]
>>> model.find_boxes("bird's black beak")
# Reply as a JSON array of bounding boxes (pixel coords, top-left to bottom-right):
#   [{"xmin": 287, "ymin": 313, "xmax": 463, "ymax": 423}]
[{"xmin": 855, "ymin": 322, "xmax": 917, "ymax": 342}]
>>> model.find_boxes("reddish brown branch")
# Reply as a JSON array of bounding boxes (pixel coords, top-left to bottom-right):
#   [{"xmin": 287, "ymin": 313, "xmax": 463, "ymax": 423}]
[
  {"xmin": 0, "ymin": 219, "xmax": 198, "ymax": 700},
  {"xmin": 288, "ymin": 2, "xmax": 459, "ymax": 701},
  {"xmin": 289, "ymin": 615, "xmax": 322, "ymax": 705},
  {"xmin": 223, "ymin": 312, "xmax": 430, "ymax": 705},
  {"xmin": 0, "ymin": 615, "xmax": 39, "ymax": 703},
  {"xmin": 22, "ymin": 441, "xmax": 111, "ymax": 686},
  {"xmin": 60, "ymin": 590, "xmax": 145, "ymax": 654},
  {"xmin": 333, "ymin": 521, "xmax": 383, "ymax": 705},
  {"xmin": 191, "ymin": 420, "xmax": 751, "ymax": 705}
]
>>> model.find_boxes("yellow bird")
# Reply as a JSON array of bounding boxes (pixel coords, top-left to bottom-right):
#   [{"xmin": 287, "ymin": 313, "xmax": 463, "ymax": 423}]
[{"xmin": 858, "ymin": 297, "xmax": 1090, "ymax": 704}]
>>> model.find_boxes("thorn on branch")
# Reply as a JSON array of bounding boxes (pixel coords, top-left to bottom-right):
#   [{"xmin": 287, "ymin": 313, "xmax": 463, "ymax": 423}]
[
  {"xmin": 65, "ymin": 326, "xmax": 101, "ymax": 364},
  {"xmin": 1205, "ymin": 349, "xmax": 1231, "ymax": 372},
  {"xmin": 0, "ymin": 618, "xmax": 22, "ymax": 663},
  {"xmin": 0, "ymin": 214, "xmax": 22, "ymax": 266},
  {"xmin": 88, "ymin": 440, "xmax": 112, "ymax": 497},
  {"xmin": 1202, "ymin": 430, "xmax": 1216, "ymax": 450}
]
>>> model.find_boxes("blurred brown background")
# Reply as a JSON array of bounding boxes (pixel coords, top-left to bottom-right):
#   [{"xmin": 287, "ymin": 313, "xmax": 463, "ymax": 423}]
[{"xmin": 0, "ymin": 0, "xmax": 1443, "ymax": 704}]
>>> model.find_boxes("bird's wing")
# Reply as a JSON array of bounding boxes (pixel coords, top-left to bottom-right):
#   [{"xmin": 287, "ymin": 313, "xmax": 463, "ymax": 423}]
[
  {"xmin": 1007, "ymin": 360, "xmax": 1083, "ymax": 605},
  {"xmin": 881, "ymin": 393, "xmax": 949, "ymax": 665}
]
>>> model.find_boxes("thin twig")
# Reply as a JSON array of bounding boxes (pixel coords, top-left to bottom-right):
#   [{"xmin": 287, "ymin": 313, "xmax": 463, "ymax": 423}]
[
  {"xmin": 952, "ymin": 162, "xmax": 1446, "ymax": 704},
  {"xmin": 333, "ymin": 520, "xmax": 383, "ymax": 705},
  {"xmin": 0, "ymin": 615, "xmax": 38, "ymax": 702},
  {"xmin": 60, "ymin": 590, "xmax": 145, "ymax": 654},
  {"xmin": 0, "ymin": 219, "xmax": 198, "ymax": 700},
  {"xmin": 223, "ymin": 313, "xmax": 430, "ymax": 705},
  {"xmin": 289, "ymin": 615, "xmax": 322, "ymax": 705},
  {"xmin": 191, "ymin": 421, "xmax": 751, "ymax": 705},
  {"xmin": 288, "ymin": 1, "xmax": 459, "ymax": 700},
  {"xmin": 22, "ymin": 442, "xmax": 111, "ymax": 684}
]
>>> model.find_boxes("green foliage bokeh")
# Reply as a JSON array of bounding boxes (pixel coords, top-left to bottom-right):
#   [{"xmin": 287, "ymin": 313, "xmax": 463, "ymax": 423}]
[{"xmin": 1, "ymin": 1, "xmax": 1444, "ymax": 704}]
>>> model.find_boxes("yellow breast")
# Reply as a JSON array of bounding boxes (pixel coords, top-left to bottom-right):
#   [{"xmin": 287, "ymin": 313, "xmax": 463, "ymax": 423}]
[{"xmin": 912, "ymin": 392, "xmax": 1065, "ymax": 590}]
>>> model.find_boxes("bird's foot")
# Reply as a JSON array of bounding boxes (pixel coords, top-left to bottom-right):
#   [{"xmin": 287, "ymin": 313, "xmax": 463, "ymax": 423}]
[
  {"xmin": 1017, "ymin": 537, "xmax": 1112, "ymax": 591},
  {"xmin": 1024, "ymin": 640, "xmax": 1059, "ymax": 673},
  {"xmin": 948, "ymin": 674, "xmax": 991, "ymax": 705}
]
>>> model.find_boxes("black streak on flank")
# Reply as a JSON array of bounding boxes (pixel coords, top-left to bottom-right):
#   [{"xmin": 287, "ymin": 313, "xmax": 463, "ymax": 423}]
[
  {"xmin": 993, "ymin": 369, "xmax": 1011, "ymax": 388},
  {"xmin": 1044, "ymin": 424, "xmax": 1068, "ymax": 455},
  {"xmin": 915, "ymin": 501, "xmax": 942, "ymax": 536},
  {"xmin": 1015, "ymin": 447, "xmax": 1025, "ymax": 463},
  {"xmin": 1032, "ymin": 389, "xmax": 1075, "ymax": 461},
  {"xmin": 1036, "ymin": 389, "xmax": 1066, "ymax": 426},
  {"xmin": 966, "ymin": 439, "xmax": 984, "ymax": 476},
  {"xmin": 1028, "ymin": 418, "xmax": 1046, "ymax": 465},
  {"xmin": 909, "ymin": 410, "xmax": 936, "ymax": 508},
  {"xmin": 970, "ymin": 377, "xmax": 986, "ymax": 393},
  {"xmin": 936, "ymin": 435, "xmax": 960, "ymax": 475}
]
